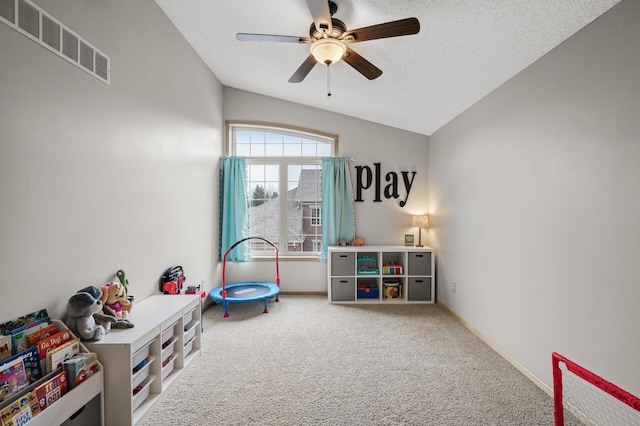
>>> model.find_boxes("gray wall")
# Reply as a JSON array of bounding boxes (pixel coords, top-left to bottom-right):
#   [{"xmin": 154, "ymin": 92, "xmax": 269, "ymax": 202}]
[
  {"xmin": 223, "ymin": 87, "xmax": 429, "ymax": 291},
  {"xmin": 0, "ymin": 0, "xmax": 223, "ymax": 320},
  {"xmin": 429, "ymin": 0, "xmax": 640, "ymax": 394}
]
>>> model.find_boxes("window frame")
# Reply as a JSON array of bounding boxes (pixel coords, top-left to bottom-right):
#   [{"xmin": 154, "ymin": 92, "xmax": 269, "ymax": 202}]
[{"xmin": 226, "ymin": 121, "xmax": 338, "ymax": 259}]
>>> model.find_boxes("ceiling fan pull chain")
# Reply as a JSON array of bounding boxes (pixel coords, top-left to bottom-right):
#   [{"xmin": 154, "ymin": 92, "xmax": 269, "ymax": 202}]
[{"xmin": 327, "ymin": 64, "xmax": 332, "ymax": 98}]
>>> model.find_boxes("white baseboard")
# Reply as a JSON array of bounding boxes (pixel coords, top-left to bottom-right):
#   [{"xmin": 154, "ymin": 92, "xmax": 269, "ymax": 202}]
[{"xmin": 437, "ymin": 301, "xmax": 552, "ymax": 397}]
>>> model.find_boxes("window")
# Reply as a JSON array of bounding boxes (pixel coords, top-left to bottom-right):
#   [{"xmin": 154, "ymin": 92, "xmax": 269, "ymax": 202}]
[{"xmin": 227, "ymin": 122, "xmax": 336, "ymax": 257}]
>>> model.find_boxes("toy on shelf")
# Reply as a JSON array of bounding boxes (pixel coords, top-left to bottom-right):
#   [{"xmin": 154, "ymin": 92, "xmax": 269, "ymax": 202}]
[
  {"xmin": 115, "ymin": 269, "xmax": 134, "ymax": 315},
  {"xmin": 357, "ymin": 256, "xmax": 378, "ymax": 275},
  {"xmin": 357, "ymin": 281, "xmax": 379, "ymax": 299},
  {"xmin": 65, "ymin": 286, "xmax": 115, "ymax": 341},
  {"xmin": 351, "ymin": 238, "xmax": 365, "ymax": 246},
  {"xmin": 103, "ymin": 282, "xmax": 131, "ymax": 319},
  {"xmin": 383, "ymin": 262, "xmax": 403, "ymax": 275},
  {"xmin": 160, "ymin": 266, "xmax": 186, "ymax": 295}
]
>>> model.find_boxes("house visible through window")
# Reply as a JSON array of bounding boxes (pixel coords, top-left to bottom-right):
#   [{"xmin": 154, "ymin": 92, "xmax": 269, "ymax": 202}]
[{"xmin": 227, "ymin": 122, "xmax": 336, "ymax": 257}]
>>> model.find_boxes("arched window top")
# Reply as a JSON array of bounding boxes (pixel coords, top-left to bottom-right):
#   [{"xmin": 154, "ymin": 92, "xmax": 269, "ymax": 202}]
[{"xmin": 227, "ymin": 121, "xmax": 337, "ymax": 158}]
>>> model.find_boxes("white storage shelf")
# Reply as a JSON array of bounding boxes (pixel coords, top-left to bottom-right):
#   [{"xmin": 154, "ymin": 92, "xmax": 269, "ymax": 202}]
[
  {"xmin": 328, "ymin": 245, "xmax": 435, "ymax": 304},
  {"xmin": 84, "ymin": 295, "xmax": 201, "ymax": 426}
]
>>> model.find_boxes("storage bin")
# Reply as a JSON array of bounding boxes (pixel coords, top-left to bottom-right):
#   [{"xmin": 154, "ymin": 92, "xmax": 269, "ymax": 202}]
[
  {"xmin": 184, "ymin": 338, "xmax": 194, "ymax": 357},
  {"xmin": 183, "ymin": 309, "xmax": 195, "ymax": 326},
  {"xmin": 161, "ymin": 322, "xmax": 177, "ymax": 345},
  {"xmin": 184, "ymin": 323, "xmax": 196, "ymax": 344},
  {"xmin": 331, "ymin": 277, "xmax": 355, "ymax": 301},
  {"xmin": 131, "ymin": 357, "xmax": 152, "ymax": 389},
  {"xmin": 161, "ymin": 356, "xmax": 175, "ymax": 381},
  {"xmin": 132, "ymin": 342, "xmax": 152, "ymax": 369},
  {"xmin": 407, "ymin": 252, "xmax": 431, "ymax": 275},
  {"xmin": 407, "ymin": 277, "xmax": 431, "ymax": 301},
  {"xmin": 331, "ymin": 252, "xmax": 355, "ymax": 276},
  {"xmin": 132, "ymin": 377, "xmax": 152, "ymax": 411},
  {"xmin": 161, "ymin": 337, "xmax": 177, "ymax": 362}
]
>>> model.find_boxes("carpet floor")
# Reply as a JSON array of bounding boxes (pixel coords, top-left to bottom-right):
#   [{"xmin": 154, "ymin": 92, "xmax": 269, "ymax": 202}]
[{"xmin": 144, "ymin": 295, "xmax": 580, "ymax": 425}]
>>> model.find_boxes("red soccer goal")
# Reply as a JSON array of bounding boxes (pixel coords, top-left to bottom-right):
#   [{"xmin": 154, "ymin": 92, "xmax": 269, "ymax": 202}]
[{"xmin": 552, "ymin": 352, "xmax": 640, "ymax": 425}]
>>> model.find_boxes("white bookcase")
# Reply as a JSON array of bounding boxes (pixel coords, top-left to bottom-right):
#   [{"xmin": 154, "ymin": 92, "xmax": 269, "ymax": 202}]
[
  {"xmin": 0, "ymin": 319, "xmax": 104, "ymax": 426},
  {"xmin": 328, "ymin": 245, "xmax": 435, "ymax": 304},
  {"xmin": 84, "ymin": 295, "xmax": 201, "ymax": 426}
]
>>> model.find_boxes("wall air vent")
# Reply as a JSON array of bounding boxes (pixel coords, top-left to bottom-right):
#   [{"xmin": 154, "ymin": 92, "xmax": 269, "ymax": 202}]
[{"xmin": 0, "ymin": 0, "xmax": 110, "ymax": 84}]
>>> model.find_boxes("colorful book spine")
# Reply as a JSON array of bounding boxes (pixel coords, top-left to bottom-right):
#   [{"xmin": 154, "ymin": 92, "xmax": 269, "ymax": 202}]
[
  {"xmin": 63, "ymin": 352, "xmax": 98, "ymax": 389},
  {"xmin": 0, "ymin": 390, "xmax": 41, "ymax": 426},
  {"xmin": 34, "ymin": 371, "xmax": 68, "ymax": 411}
]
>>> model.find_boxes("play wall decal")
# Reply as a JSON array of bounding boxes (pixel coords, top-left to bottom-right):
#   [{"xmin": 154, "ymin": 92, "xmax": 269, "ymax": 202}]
[{"xmin": 354, "ymin": 163, "xmax": 416, "ymax": 207}]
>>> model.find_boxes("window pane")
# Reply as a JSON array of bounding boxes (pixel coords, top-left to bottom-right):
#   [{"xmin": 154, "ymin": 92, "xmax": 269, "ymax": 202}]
[
  {"xmin": 287, "ymin": 164, "xmax": 322, "ymax": 254},
  {"xmin": 317, "ymin": 143, "xmax": 332, "ymax": 156},
  {"xmin": 284, "ymin": 143, "xmax": 302, "ymax": 156},
  {"xmin": 248, "ymin": 164, "xmax": 279, "ymax": 253},
  {"xmin": 230, "ymin": 123, "xmax": 333, "ymax": 256}
]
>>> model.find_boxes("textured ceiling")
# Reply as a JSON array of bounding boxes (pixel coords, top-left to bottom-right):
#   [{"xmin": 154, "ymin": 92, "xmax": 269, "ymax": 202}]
[{"xmin": 154, "ymin": 0, "xmax": 620, "ymax": 136}]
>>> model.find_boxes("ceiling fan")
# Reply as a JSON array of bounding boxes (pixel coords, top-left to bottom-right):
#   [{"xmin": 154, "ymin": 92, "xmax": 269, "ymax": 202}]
[{"xmin": 236, "ymin": 0, "xmax": 420, "ymax": 85}]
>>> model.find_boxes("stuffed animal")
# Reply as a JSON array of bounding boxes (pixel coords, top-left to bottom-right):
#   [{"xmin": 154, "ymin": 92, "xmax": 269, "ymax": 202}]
[
  {"xmin": 99, "ymin": 283, "xmax": 134, "ymax": 329},
  {"xmin": 102, "ymin": 282, "xmax": 131, "ymax": 319},
  {"xmin": 65, "ymin": 286, "xmax": 116, "ymax": 341},
  {"xmin": 115, "ymin": 269, "xmax": 134, "ymax": 315}
]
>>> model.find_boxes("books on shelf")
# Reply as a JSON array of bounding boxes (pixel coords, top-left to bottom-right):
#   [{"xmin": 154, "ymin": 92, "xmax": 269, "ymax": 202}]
[
  {"xmin": 63, "ymin": 352, "xmax": 98, "ymax": 390},
  {"xmin": 0, "ymin": 356, "xmax": 28, "ymax": 402},
  {"xmin": 0, "ymin": 336, "xmax": 11, "ymax": 362},
  {"xmin": 36, "ymin": 329, "xmax": 74, "ymax": 372},
  {"xmin": 46, "ymin": 338, "xmax": 80, "ymax": 375},
  {"xmin": 0, "ymin": 309, "xmax": 49, "ymax": 337},
  {"xmin": 10, "ymin": 318, "xmax": 51, "ymax": 355},
  {"xmin": 0, "ymin": 390, "xmax": 41, "ymax": 426},
  {"xmin": 34, "ymin": 370, "xmax": 68, "ymax": 412},
  {"xmin": 25, "ymin": 324, "xmax": 58, "ymax": 349}
]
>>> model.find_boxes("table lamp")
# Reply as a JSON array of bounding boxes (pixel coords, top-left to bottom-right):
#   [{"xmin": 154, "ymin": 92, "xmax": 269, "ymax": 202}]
[{"xmin": 412, "ymin": 214, "xmax": 430, "ymax": 247}]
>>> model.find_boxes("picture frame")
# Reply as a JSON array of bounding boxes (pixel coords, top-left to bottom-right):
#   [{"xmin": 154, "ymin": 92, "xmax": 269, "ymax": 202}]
[{"xmin": 404, "ymin": 234, "xmax": 415, "ymax": 246}]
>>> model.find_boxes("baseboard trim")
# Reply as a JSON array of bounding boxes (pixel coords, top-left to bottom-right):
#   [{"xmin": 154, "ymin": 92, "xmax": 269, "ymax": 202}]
[
  {"xmin": 437, "ymin": 301, "xmax": 552, "ymax": 397},
  {"xmin": 280, "ymin": 291, "xmax": 327, "ymax": 296}
]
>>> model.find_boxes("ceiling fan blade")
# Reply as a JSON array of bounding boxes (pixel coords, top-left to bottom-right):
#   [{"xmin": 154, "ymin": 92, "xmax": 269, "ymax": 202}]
[
  {"xmin": 236, "ymin": 33, "xmax": 311, "ymax": 44},
  {"xmin": 342, "ymin": 47, "xmax": 382, "ymax": 80},
  {"xmin": 342, "ymin": 17, "xmax": 420, "ymax": 43},
  {"xmin": 305, "ymin": 0, "xmax": 332, "ymax": 34},
  {"xmin": 289, "ymin": 55, "xmax": 318, "ymax": 83}
]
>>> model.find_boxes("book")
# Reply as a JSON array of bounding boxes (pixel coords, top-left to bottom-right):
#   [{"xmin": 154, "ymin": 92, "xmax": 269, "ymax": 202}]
[
  {"xmin": 1, "ymin": 346, "xmax": 42, "ymax": 386},
  {"xmin": 0, "ymin": 357, "xmax": 28, "ymax": 402},
  {"xmin": 0, "ymin": 390, "xmax": 41, "ymax": 426},
  {"xmin": 25, "ymin": 323, "xmax": 59, "ymax": 349},
  {"xmin": 33, "ymin": 371, "xmax": 67, "ymax": 412},
  {"xmin": 0, "ymin": 336, "xmax": 11, "ymax": 362},
  {"xmin": 46, "ymin": 338, "xmax": 80, "ymax": 374},
  {"xmin": 11, "ymin": 318, "xmax": 51, "ymax": 355},
  {"xmin": 0, "ymin": 309, "xmax": 48, "ymax": 336},
  {"xmin": 63, "ymin": 352, "xmax": 98, "ymax": 390},
  {"xmin": 36, "ymin": 329, "xmax": 74, "ymax": 371}
]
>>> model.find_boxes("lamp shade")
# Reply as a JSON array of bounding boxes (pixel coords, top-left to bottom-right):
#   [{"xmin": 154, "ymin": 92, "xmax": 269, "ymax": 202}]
[
  {"xmin": 412, "ymin": 214, "xmax": 430, "ymax": 228},
  {"xmin": 310, "ymin": 38, "xmax": 346, "ymax": 65}
]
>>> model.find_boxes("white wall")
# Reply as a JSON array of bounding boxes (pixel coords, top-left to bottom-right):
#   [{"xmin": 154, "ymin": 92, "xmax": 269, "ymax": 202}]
[
  {"xmin": 222, "ymin": 88, "xmax": 429, "ymax": 291},
  {"xmin": 429, "ymin": 0, "xmax": 640, "ymax": 394},
  {"xmin": 0, "ymin": 0, "xmax": 223, "ymax": 320}
]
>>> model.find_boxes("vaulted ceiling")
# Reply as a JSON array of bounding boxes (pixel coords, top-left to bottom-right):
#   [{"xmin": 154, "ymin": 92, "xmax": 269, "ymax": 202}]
[{"xmin": 154, "ymin": 0, "xmax": 620, "ymax": 136}]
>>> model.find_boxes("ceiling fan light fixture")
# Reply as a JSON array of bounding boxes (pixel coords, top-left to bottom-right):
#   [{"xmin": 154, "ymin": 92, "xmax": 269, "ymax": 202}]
[{"xmin": 310, "ymin": 38, "xmax": 346, "ymax": 65}]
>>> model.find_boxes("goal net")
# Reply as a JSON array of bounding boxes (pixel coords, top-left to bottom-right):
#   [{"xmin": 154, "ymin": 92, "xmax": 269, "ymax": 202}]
[{"xmin": 552, "ymin": 352, "xmax": 640, "ymax": 425}]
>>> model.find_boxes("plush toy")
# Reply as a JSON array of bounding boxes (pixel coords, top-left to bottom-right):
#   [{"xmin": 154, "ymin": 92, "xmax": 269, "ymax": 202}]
[
  {"xmin": 115, "ymin": 269, "xmax": 134, "ymax": 315},
  {"xmin": 65, "ymin": 286, "xmax": 116, "ymax": 341},
  {"xmin": 98, "ymin": 283, "xmax": 134, "ymax": 329},
  {"xmin": 102, "ymin": 282, "xmax": 131, "ymax": 319}
]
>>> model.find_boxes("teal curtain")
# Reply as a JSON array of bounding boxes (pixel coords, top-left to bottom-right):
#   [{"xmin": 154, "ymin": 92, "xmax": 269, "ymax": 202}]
[
  {"xmin": 321, "ymin": 157, "xmax": 355, "ymax": 261},
  {"xmin": 220, "ymin": 156, "xmax": 249, "ymax": 261}
]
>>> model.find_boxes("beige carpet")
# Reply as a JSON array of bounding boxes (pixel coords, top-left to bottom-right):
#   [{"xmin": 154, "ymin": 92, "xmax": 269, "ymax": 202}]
[{"xmin": 144, "ymin": 295, "xmax": 580, "ymax": 425}]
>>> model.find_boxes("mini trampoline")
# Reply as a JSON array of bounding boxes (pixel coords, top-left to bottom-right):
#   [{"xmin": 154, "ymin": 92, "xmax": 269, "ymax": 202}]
[{"xmin": 209, "ymin": 237, "xmax": 280, "ymax": 317}]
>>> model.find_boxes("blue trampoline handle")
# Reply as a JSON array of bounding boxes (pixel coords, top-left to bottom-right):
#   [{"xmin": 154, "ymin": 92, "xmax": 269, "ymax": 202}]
[{"xmin": 221, "ymin": 237, "xmax": 280, "ymax": 299}]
